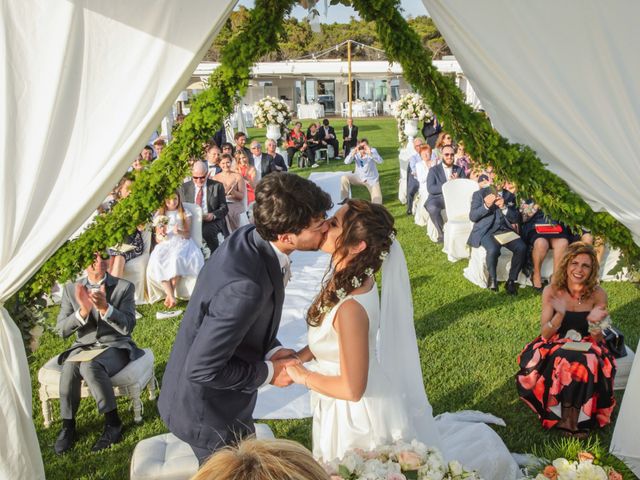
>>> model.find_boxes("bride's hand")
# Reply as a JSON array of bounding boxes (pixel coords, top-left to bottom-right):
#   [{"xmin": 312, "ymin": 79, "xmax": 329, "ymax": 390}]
[{"xmin": 286, "ymin": 363, "xmax": 309, "ymax": 385}]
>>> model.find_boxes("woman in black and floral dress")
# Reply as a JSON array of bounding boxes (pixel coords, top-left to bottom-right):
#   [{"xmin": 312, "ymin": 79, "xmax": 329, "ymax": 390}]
[{"xmin": 515, "ymin": 242, "xmax": 616, "ymax": 438}]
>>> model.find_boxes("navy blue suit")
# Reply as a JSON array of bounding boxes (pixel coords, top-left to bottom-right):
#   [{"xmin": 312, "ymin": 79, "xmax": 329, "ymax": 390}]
[
  {"xmin": 158, "ymin": 225, "xmax": 283, "ymax": 462},
  {"xmin": 468, "ymin": 188, "xmax": 526, "ymax": 282},
  {"xmin": 425, "ymin": 163, "xmax": 467, "ymax": 241}
]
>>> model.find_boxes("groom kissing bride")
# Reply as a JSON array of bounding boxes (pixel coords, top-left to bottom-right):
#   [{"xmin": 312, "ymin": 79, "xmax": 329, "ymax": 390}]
[{"xmin": 159, "ymin": 172, "xmax": 512, "ymax": 477}]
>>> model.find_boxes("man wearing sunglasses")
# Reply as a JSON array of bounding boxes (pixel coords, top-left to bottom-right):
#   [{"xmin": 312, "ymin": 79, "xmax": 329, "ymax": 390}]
[
  {"xmin": 54, "ymin": 252, "xmax": 144, "ymax": 454},
  {"xmin": 425, "ymin": 144, "xmax": 467, "ymax": 243},
  {"xmin": 179, "ymin": 161, "xmax": 228, "ymax": 254}
]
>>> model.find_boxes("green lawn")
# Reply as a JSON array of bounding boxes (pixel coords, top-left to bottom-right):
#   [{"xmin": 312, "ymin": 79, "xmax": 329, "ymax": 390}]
[{"xmin": 30, "ymin": 117, "xmax": 640, "ymax": 479}]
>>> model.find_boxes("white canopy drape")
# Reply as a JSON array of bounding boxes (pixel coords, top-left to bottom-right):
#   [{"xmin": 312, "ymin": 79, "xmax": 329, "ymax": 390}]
[
  {"xmin": 422, "ymin": 1, "xmax": 640, "ymax": 475},
  {"xmin": 0, "ymin": 1, "xmax": 236, "ymax": 477}
]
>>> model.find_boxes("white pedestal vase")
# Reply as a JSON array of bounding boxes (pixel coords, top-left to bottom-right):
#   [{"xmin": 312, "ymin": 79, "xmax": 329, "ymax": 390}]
[
  {"xmin": 266, "ymin": 123, "xmax": 281, "ymax": 141},
  {"xmin": 398, "ymin": 118, "xmax": 419, "ymax": 204}
]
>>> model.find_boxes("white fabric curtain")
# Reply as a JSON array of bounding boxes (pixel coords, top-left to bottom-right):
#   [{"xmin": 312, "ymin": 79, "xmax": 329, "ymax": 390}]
[
  {"xmin": 0, "ymin": 1, "xmax": 236, "ymax": 477},
  {"xmin": 422, "ymin": 1, "xmax": 640, "ymax": 475}
]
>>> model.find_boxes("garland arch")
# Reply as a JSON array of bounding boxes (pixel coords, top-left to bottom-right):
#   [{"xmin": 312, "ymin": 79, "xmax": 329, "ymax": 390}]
[{"xmin": 22, "ymin": 0, "xmax": 639, "ymax": 303}]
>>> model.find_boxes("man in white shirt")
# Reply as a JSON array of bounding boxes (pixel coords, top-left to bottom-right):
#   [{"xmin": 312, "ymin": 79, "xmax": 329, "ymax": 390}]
[{"xmin": 340, "ymin": 138, "xmax": 384, "ymax": 204}]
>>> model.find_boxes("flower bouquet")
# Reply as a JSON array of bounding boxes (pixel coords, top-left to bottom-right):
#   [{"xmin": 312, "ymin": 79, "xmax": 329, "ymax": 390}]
[
  {"xmin": 152, "ymin": 214, "xmax": 170, "ymax": 242},
  {"xmin": 527, "ymin": 451, "xmax": 623, "ymax": 480},
  {"xmin": 253, "ymin": 96, "xmax": 292, "ymax": 129},
  {"xmin": 324, "ymin": 440, "xmax": 482, "ymax": 480}
]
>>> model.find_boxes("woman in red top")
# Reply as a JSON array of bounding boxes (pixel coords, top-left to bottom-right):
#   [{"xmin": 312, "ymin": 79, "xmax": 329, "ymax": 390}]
[
  {"xmin": 235, "ymin": 150, "xmax": 257, "ymax": 205},
  {"xmin": 285, "ymin": 121, "xmax": 308, "ymax": 167}
]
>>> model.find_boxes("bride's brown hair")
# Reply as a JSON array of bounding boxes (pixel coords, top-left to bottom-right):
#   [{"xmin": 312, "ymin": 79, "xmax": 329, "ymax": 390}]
[{"xmin": 307, "ymin": 199, "xmax": 395, "ymax": 327}]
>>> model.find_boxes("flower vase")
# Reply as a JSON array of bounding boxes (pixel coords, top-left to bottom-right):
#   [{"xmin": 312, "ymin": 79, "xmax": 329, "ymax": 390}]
[
  {"xmin": 266, "ymin": 124, "xmax": 281, "ymax": 141},
  {"xmin": 403, "ymin": 118, "xmax": 419, "ymax": 139}
]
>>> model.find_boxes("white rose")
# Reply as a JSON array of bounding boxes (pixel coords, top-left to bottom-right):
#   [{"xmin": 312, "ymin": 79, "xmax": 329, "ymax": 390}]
[
  {"xmin": 575, "ymin": 462, "xmax": 607, "ymax": 480},
  {"xmin": 552, "ymin": 458, "xmax": 577, "ymax": 478},
  {"xmin": 343, "ymin": 452, "xmax": 364, "ymax": 474}
]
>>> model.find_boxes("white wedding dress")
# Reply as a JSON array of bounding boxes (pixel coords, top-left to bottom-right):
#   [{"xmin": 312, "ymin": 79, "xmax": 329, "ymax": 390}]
[
  {"xmin": 308, "ymin": 285, "xmax": 440, "ymax": 462},
  {"xmin": 306, "ymin": 241, "xmax": 520, "ymax": 479}
]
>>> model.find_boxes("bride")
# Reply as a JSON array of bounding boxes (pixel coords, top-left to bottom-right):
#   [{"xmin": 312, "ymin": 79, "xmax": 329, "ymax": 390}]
[{"xmin": 286, "ymin": 199, "xmax": 440, "ymax": 462}]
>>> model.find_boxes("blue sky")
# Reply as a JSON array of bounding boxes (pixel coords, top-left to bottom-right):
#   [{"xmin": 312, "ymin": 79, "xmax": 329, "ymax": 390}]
[{"xmin": 236, "ymin": 0, "xmax": 429, "ymax": 23}]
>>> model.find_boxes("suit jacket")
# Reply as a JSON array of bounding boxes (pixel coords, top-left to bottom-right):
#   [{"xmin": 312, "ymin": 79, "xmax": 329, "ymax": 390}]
[
  {"xmin": 319, "ymin": 125, "xmax": 336, "ymax": 140},
  {"xmin": 179, "ymin": 179, "xmax": 228, "ymax": 231},
  {"xmin": 253, "ymin": 153, "xmax": 276, "ymax": 178},
  {"xmin": 467, "ymin": 187, "xmax": 521, "ymax": 247},
  {"xmin": 426, "ymin": 163, "xmax": 467, "ymax": 200},
  {"xmin": 342, "ymin": 124, "xmax": 359, "ymax": 143},
  {"xmin": 158, "ymin": 225, "xmax": 284, "ymax": 450},
  {"xmin": 56, "ymin": 274, "xmax": 144, "ymax": 364}
]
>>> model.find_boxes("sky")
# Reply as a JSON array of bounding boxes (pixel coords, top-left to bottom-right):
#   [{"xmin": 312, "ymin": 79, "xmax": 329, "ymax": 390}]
[{"xmin": 236, "ymin": 0, "xmax": 429, "ymax": 23}]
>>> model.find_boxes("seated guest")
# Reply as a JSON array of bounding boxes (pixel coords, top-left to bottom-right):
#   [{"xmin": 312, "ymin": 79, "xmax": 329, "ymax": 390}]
[
  {"xmin": 415, "ymin": 144, "xmax": 436, "ymax": 192},
  {"xmin": 421, "ymin": 114, "xmax": 442, "ymax": 148},
  {"xmin": 454, "ymin": 140, "xmax": 472, "ymax": 177},
  {"xmin": 233, "ymin": 131, "xmax": 252, "ymax": 165},
  {"xmin": 342, "ymin": 117, "xmax": 358, "ymax": 157},
  {"xmin": 265, "ymin": 138, "xmax": 287, "ymax": 172},
  {"xmin": 520, "ymin": 200, "xmax": 570, "ymax": 291},
  {"xmin": 141, "ymin": 145, "xmax": 154, "ymax": 164},
  {"xmin": 235, "ymin": 150, "xmax": 257, "ymax": 205},
  {"xmin": 516, "ymin": 242, "xmax": 616, "ymax": 438},
  {"xmin": 148, "ymin": 192, "xmax": 205, "ymax": 308},
  {"xmin": 249, "ymin": 141, "xmax": 277, "ymax": 180},
  {"xmin": 468, "ymin": 184, "xmax": 525, "ymax": 294},
  {"xmin": 213, "ymin": 153, "xmax": 246, "ymax": 233},
  {"xmin": 191, "ymin": 438, "xmax": 329, "ymax": 480},
  {"xmin": 340, "ymin": 138, "xmax": 383, "ymax": 204},
  {"xmin": 203, "ymin": 143, "xmax": 222, "ymax": 177},
  {"xmin": 433, "ymin": 131, "xmax": 453, "ymax": 163},
  {"xmin": 305, "ymin": 123, "xmax": 323, "ymax": 168},
  {"xmin": 179, "ymin": 161, "xmax": 228, "ymax": 254},
  {"xmin": 54, "ymin": 252, "xmax": 144, "ymax": 454},
  {"xmin": 285, "ymin": 122, "xmax": 308, "ymax": 168},
  {"xmin": 406, "ymin": 137, "xmax": 424, "ymax": 216},
  {"xmin": 319, "ymin": 118, "xmax": 341, "ymax": 159},
  {"xmin": 153, "ymin": 137, "xmax": 166, "ymax": 157},
  {"xmin": 477, "ymin": 173, "xmax": 491, "ymax": 188},
  {"xmin": 220, "ymin": 142, "xmax": 233, "ymax": 158},
  {"xmin": 425, "ymin": 144, "xmax": 467, "ymax": 243}
]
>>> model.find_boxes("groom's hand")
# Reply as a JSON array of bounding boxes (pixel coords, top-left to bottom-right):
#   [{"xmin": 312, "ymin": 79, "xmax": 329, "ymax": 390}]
[
  {"xmin": 270, "ymin": 358, "xmax": 298, "ymax": 387},
  {"xmin": 269, "ymin": 348, "xmax": 298, "ymax": 361}
]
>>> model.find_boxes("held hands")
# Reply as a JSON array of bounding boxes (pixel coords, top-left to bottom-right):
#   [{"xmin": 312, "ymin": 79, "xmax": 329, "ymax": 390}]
[
  {"xmin": 270, "ymin": 358, "xmax": 300, "ymax": 387},
  {"xmin": 285, "ymin": 363, "xmax": 310, "ymax": 386}
]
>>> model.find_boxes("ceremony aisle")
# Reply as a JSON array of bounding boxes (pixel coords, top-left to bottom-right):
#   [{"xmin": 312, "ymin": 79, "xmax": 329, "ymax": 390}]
[{"xmin": 29, "ymin": 118, "xmax": 640, "ymax": 479}]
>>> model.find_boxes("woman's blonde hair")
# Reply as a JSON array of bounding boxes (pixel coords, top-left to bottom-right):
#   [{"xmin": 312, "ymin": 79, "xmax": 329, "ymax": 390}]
[
  {"xmin": 551, "ymin": 241, "xmax": 600, "ymax": 299},
  {"xmin": 190, "ymin": 438, "xmax": 329, "ymax": 480}
]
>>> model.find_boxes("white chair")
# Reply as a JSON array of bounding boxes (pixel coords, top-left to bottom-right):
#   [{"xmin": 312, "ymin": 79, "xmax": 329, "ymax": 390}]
[
  {"xmin": 121, "ymin": 228, "xmax": 152, "ymax": 305},
  {"xmin": 442, "ymin": 179, "xmax": 479, "ymax": 262},
  {"xmin": 130, "ymin": 424, "xmax": 275, "ymax": 480},
  {"xmin": 38, "ymin": 348, "xmax": 157, "ymax": 428},
  {"xmin": 146, "ymin": 203, "xmax": 202, "ymax": 304},
  {"xmin": 616, "ymin": 346, "xmax": 636, "ymax": 391}
]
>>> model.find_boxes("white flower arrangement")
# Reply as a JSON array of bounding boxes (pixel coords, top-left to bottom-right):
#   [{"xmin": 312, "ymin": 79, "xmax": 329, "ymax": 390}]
[
  {"xmin": 379, "ymin": 250, "xmax": 389, "ymax": 261},
  {"xmin": 336, "ymin": 288, "xmax": 347, "ymax": 300},
  {"xmin": 394, "ymin": 93, "xmax": 433, "ymax": 146},
  {"xmin": 525, "ymin": 451, "xmax": 622, "ymax": 480},
  {"xmin": 351, "ymin": 276, "xmax": 362, "ymax": 288},
  {"xmin": 152, "ymin": 215, "xmax": 169, "ymax": 227},
  {"xmin": 325, "ymin": 440, "xmax": 483, "ymax": 480},
  {"xmin": 364, "ymin": 267, "xmax": 375, "ymax": 278},
  {"xmin": 253, "ymin": 96, "xmax": 292, "ymax": 129}
]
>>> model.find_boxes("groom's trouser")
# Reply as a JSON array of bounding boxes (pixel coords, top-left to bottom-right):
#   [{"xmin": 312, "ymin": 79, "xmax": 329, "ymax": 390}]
[
  {"xmin": 340, "ymin": 173, "xmax": 382, "ymax": 204},
  {"xmin": 189, "ymin": 421, "xmax": 255, "ymax": 465}
]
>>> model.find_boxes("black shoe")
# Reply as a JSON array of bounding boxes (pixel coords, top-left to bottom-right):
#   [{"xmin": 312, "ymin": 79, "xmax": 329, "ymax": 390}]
[
  {"xmin": 488, "ymin": 277, "xmax": 498, "ymax": 292},
  {"xmin": 505, "ymin": 280, "xmax": 518, "ymax": 295},
  {"xmin": 91, "ymin": 424, "xmax": 123, "ymax": 452},
  {"xmin": 54, "ymin": 427, "xmax": 76, "ymax": 455}
]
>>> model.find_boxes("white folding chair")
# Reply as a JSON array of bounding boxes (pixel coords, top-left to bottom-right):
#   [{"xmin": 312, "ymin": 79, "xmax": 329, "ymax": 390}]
[
  {"xmin": 121, "ymin": 228, "xmax": 152, "ymax": 305},
  {"xmin": 442, "ymin": 179, "xmax": 479, "ymax": 262}
]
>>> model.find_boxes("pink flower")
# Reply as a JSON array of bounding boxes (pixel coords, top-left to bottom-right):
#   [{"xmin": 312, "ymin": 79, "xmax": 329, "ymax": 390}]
[
  {"xmin": 542, "ymin": 465, "xmax": 558, "ymax": 479},
  {"xmin": 387, "ymin": 473, "xmax": 407, "ymax": 480},
  {"xmin": 608, "ymin": 469, "xmax": 623, "ymax": 480},
  {"xmin": 577, "ymin": 451, "xmax": 595, "ymax": 463},
  {"xmin": 397, "ymin": 451, "xmax": 423, "ymax": 470}
]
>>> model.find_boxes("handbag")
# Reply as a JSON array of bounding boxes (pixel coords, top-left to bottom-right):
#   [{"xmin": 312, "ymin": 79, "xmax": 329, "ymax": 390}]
[{"xmin": 603, "ymin": 327, "xmax": 627, "ymax": 358}]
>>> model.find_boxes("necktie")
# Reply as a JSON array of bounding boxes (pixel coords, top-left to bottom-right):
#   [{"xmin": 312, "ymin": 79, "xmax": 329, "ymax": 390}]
[{"xmin": 195, "ymin": 186, "xmax": 203, "ymax": 207}]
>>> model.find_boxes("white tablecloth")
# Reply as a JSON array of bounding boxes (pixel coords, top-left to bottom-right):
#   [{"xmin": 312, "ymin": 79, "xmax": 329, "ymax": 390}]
[{"xmin": 297, "ymin": 103, "xmax": 325, "ymax": 119}]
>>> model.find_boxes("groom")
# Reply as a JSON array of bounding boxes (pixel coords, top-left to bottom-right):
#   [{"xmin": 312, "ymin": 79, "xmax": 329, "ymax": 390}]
[{"xmin": 158, "ymin": 173, "xmax": 332, "ymax": 464}]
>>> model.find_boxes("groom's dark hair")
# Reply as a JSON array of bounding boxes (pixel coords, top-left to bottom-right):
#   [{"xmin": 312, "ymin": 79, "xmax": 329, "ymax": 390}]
[{"xmin": 254, "ymin": 173, "xmax": 332, "ymax": 241}]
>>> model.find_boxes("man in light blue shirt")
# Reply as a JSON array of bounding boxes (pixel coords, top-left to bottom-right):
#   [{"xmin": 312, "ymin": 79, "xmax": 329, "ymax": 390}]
[{"xmin": 339, "ymin": 138, "xmax": 383, "ymax": 204}]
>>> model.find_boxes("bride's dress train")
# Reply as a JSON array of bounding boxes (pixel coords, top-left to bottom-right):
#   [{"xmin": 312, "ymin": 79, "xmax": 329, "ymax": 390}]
[{"xmin": 307, "ymin": 241, "xmax": 520, "ymax": 480}]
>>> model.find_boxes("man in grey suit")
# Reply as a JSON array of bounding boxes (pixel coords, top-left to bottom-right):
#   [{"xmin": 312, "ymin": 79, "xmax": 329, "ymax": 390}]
[
  {"xmin": 179, "ymin": 161, "xmax": 228, "ymax": 253},
  {"xmin": 54, "ymin": 252, "xmax": 144, "ymax": 454},
  {"xmin": 425, "ymin": 144, "xmax": 467, "ymax": 242},
  {"xmin": 159, "ymin": 173, "xmax": 332, "ymax": 464}
]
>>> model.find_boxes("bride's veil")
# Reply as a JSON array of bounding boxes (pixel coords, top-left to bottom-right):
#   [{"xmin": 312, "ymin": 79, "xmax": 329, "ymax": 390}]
[{"xmin": 379, "ymin": 240, "xmax": 442, "ymax": 448}]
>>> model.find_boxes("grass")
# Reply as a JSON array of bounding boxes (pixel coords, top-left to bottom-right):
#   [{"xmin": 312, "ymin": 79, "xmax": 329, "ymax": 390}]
[{"xmin": 29, "ymin": 117, "xmax": 640, "ymax": 479}]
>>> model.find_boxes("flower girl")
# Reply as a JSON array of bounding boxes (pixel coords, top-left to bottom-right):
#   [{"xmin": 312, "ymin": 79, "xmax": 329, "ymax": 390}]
[{"xmin": 147, "ymin": 192, "xmax": 204, "ymax": 308}]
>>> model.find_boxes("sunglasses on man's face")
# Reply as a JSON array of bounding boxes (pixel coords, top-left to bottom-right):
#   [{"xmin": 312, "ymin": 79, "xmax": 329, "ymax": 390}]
[{"xmin": 193, "ymin": 175, "xmax": 207, "ymax": 180}]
